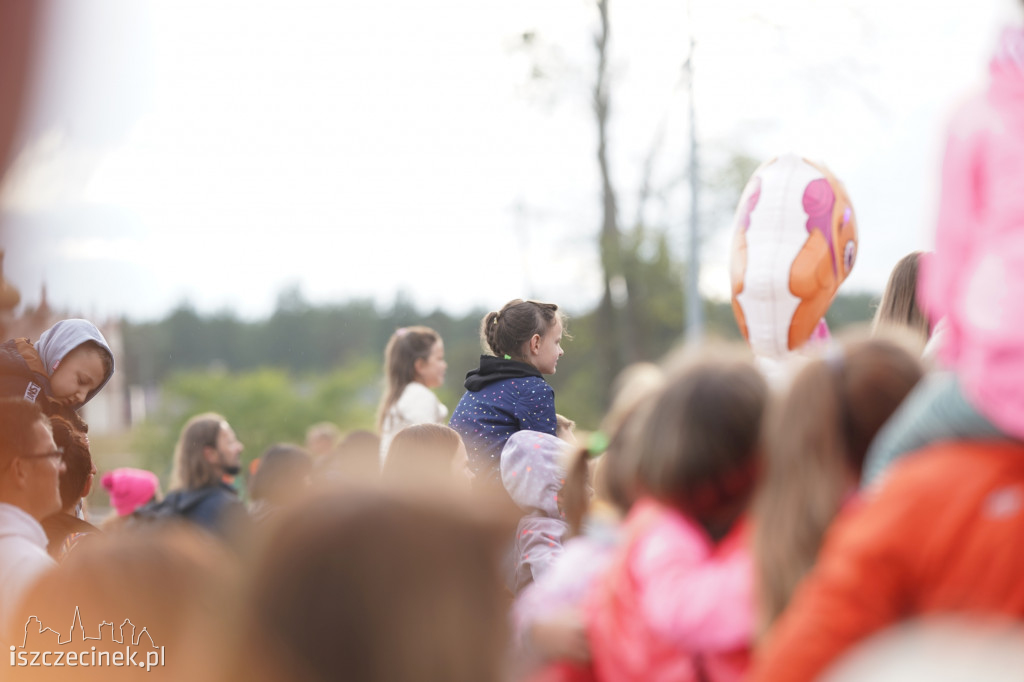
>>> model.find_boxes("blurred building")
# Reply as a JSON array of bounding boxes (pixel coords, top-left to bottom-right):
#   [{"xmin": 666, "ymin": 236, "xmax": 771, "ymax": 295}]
[{"xmin": 0, "ymin": 256, "xmax": 129, "ymax": 435}]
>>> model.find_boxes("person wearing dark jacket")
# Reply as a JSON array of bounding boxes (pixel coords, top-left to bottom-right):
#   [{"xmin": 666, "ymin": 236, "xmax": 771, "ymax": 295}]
[
  {"xmin": 449, "ymin": 299, "xmax": 566, "ymax": 486},
  {"xmin": 0, "ymin": 319, "xmax": 114, "ymax": 436},
  {"xmin": 141, "ymin": 412, "xmax": 247, "ymax": 540}
]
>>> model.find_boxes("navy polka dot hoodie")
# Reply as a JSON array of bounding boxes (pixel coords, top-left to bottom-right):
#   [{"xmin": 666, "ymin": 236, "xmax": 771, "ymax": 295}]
[{"xmin": 449, "ymin": 355, "xmax": 557, "ymax": 484}]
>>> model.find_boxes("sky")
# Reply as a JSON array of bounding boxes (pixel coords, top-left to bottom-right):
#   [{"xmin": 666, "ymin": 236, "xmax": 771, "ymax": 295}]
[{"xmin": 0, "ymin": 0, "xmax": 1018, "ymax": 322}]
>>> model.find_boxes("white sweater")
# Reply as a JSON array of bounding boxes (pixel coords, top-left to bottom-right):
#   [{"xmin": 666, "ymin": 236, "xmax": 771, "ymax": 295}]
[
  {"xmin": 0, "ymin": 503, "xmax": 55, "ymax": 640},
  {"xmin": 379, "ymin": 382, "xmax": 448, "ymax": 465}
]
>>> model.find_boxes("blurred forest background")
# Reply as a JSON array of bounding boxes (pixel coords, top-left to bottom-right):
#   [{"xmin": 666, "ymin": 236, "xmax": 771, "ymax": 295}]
[{"xmin": 117, "ymin": 286, "xmax": 877, "ymax": 480}]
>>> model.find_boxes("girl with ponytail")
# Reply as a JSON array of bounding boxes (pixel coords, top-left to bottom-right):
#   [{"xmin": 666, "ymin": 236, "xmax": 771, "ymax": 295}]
[{"xmin": 449, "ymin": 299, "xmax": 568, "ymax": 487}]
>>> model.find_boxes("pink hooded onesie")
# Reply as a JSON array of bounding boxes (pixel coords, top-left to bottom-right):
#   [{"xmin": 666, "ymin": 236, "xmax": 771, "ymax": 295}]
[{"xmin": 920, "ymin": 27, "xmax": 1024, "ymax": 438}]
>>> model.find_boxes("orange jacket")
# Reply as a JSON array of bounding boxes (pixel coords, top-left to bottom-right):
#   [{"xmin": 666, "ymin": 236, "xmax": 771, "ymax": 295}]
[{"xmin": 751, "ymin": 440, "xmax": 1024, "ymax": 682}]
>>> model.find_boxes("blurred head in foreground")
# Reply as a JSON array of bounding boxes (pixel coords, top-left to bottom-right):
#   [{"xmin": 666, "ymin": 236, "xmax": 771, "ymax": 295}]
[
  {"xmin": 10, "ymin": 525, "xmax": 237, "ymax": 680},
  {"xmin": 382, "ymin": 423, "xmax": 472, "ymax": 489},
  {"xmin": 225, "ymin": 488, "xmax": 508, "ymax": 682},
  {"xmin": 248, "ymin": 443, "xmax": 312, "ymax": 522},
  {"xmin": 315, "ymin": 429, "xmax": 381, "ymax": 482},
  {"xmin": 822, "ymin": 618, "xmax": 1024, "ymax": 682},
  {"xmin": 753, "ymin": 337, "xmax": 923, "ymax": 634}
]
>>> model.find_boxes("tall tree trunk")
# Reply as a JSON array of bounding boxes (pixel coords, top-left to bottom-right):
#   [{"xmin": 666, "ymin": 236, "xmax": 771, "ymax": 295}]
[{"xmin": 593, "ymin": 0, "xmax": 635, "ymax": 391}]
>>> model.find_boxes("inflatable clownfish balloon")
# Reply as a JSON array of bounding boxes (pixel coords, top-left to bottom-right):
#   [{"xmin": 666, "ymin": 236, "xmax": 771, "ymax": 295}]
[{"xmin": 730, "ymin": 154, "xmax": 858, "ymax": 360}]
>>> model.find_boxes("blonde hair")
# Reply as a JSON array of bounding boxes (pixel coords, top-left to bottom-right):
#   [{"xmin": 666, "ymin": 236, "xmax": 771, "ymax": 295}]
[
  {"xmin": 557, "ymin": 364, "xmax": 666, "ymax": 538},
  {"xmin": 170, "ymin": 412, "xmax": 227, "ymax": 491},
  {"xmin": 872, "ymin": 251, "xmax": 930, "ymax": 347},
  {"xmin": 382, "ymin": 423, "xmax": 463, "ymax": 482},
  {"xmin": 305, "ymin": 422, "xmax": 341, "ymax": 448},
  {"xmin": 753, "ymin": 338, "xmax": 923, "ymax": 636},
  {"xmin": 479, "ymin": 299, "xmax": 568, "ymax": 361},
  {"xmin": 377, "ymin": 326, "xmax": 440, "ymax": 430}
]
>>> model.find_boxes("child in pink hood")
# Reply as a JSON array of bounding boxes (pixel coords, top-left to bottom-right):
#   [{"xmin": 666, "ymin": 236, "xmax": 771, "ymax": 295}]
[
  {"xmin": 501, "ymin": 430, "xmax": 573, "ymax": 595},
  {"xmin": 511, "ymin": 364, "xmax": 666, "ymax": 682},
  {"xmin": 863, "ymin": 24, "xmax": 1024, "ymax": 485},
  {"xmin": 586, "ymin": 357, "xmax": 767, "ymax": 682}
]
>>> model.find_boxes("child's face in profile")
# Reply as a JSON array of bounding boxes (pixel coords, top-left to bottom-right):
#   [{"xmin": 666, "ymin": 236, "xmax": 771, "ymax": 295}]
[
  {"xmin": 414, "ymin": 340, "xmax": 447, "ymax": 389},
  {"xmin": 50, "ymin": 345, "xmax": 106, "ymax": 407},
  {"xmin": 532, "ymin": 319, "xmax": 565, "ymax": 375}
]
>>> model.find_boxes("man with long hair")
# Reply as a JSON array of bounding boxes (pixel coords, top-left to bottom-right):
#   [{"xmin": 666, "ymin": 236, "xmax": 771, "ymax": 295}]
[{"xmin": 140, "ymin": 413, "xmax": 246, "ymax": 539}]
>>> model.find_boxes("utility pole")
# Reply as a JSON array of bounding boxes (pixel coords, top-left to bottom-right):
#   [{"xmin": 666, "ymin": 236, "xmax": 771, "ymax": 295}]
[{"xmin": 684, "ymin": 0, "xmax": 703, "ymax": 343}]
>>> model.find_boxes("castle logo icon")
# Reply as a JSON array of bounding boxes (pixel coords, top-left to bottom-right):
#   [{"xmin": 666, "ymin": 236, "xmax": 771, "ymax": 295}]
[
  {"xmin": 9, "ymin": 606, "xmax": 165, "ymax": 672},
  {"xmin": 19, "ymin": 605, "xmax": 158, "ymax": 649}
]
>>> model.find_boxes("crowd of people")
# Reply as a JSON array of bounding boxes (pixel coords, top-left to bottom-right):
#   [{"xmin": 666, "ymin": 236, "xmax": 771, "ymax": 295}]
[{"xmin": 1, "ymin": 10, "xmax": 1024, "ymax": 682}]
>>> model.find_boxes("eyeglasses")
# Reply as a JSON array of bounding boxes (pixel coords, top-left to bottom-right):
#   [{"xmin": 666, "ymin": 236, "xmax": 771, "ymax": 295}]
[{"xmin": 19, "ymin": 447, "xmax": 65, "ymax": 463}]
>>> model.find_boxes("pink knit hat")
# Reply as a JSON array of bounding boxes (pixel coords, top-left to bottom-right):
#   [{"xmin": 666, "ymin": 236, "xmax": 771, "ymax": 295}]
[{"xmin": 101, "ymin": 468, "xmax": 159, "ymax": 516}]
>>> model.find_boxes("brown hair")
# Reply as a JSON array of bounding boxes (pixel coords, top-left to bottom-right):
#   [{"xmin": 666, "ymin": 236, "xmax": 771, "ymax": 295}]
[
  {"xmin": 872, "ymin": 251, "xmax": 930, "ymax": 347},
  {"xmin": 601, "ymin": 362, "xmax": 665, "ymax": 437},
  {"xmin": 80, "ymin": 339, "xmax": 114, "ymax": 380},
  {"xmin": 560, "ymin": 363, "xmax": 667, "ymax": 536},
  {"xmin": 0, "ymin": 397, "xmax": 48, "ymax": 467},
  {"xmin": 593, "ymin": 362, "xmax": 667, "ymax": 513},
  {"xmin": 231, "ymin": 489, "xmax": 508, "ymax": 682},
  {"xmin": 596, "ymin": 390, "xmax": 659, "ymax": 516},
  {"xmin": 559, "ymin": 446, "xmax": 591, "ymax": 538},
  {"xmin": 170, "ymin": 412, "xmax": 227, "ymax": 491},
  {"xmin": 753, "ymin": 338, "xmax": 923, "ymax": 635},
  {"xmin": 49, "ymin": 415, "xmax": 93, "ymax": 510},
  {"xmin": 249, "ymin": 443, "xmax": 312, "ymax": 505},
  {"xmin": 560, "ymin": 408, "xmax": 646, "ymax": 538},
  {"xmin": 480, "ymin": 299, "xmax": 568, "ymax": 361},
  {"xmin": 377, "ymin": 327, "xmax": 440, "ymax": 430},
  {"xmin": 316, "ymin": 429, "xmax": 381, "ymax": 481},
  {"xmin": 382, "ymin": 423, "xmax": 463, "ymax": 482},
  {"xmin": 632, "ymin": 358, "xmax": 767, "ymax": 539}
]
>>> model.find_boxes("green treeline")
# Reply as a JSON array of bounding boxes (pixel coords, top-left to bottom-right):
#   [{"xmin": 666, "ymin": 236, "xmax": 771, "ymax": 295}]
[{"xmin": 122, "ymin": 286, "xmax": 879, "ymax": 479}]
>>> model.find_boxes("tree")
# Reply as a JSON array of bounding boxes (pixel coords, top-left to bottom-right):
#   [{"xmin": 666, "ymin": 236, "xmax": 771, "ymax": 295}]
[{"xmin": 131, "ymin": 363, "xmax": 378, "ymax": 485}]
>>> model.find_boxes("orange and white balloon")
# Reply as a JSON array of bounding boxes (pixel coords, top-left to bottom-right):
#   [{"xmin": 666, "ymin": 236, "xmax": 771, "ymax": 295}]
[{"xmin": 730, "ymin": 154, "xmax": 858, "ymax": 359}]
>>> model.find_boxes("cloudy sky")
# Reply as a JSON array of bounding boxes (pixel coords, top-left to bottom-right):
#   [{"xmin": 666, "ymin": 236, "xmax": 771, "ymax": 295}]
[{"xmin": 0, "ymin": 0, "xmax": 1017, "ymax": 321}]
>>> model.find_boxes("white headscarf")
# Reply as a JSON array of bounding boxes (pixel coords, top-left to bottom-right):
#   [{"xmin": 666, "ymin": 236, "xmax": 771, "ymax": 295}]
[{"xmin": 36, "ymin": 319, "xmax": 114, "ymax": 405}]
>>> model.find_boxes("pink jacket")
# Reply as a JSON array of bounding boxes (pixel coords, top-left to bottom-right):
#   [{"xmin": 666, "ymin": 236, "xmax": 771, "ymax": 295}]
[
  {"xmin": 585, "ymin": 498, "xmax": 754, "ymax": 682},
  {"xmin": 920, "ymin": 27, "xmax": 1024, "ymax": 438}
]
